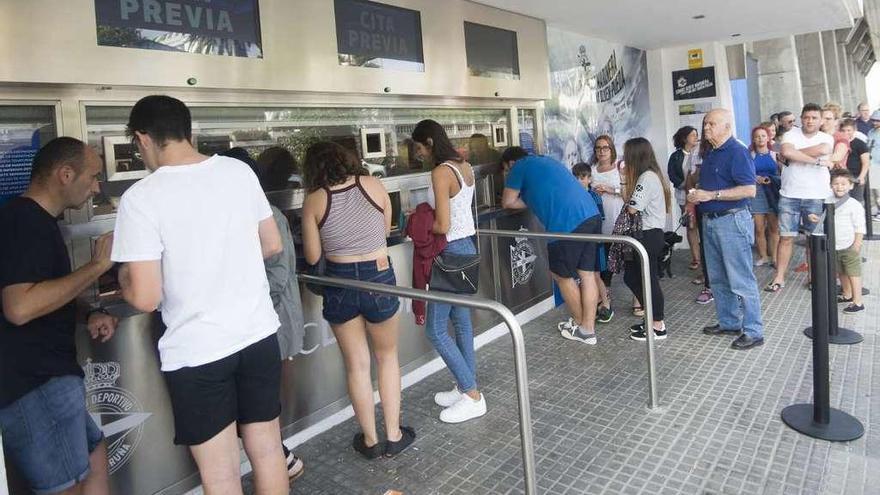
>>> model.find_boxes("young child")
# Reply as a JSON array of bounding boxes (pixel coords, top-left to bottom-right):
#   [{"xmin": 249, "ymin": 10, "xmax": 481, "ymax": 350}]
[
  {"xmin": 833, "ymin": 169, "xmax": 867, "ymax": 312},
  {"xmin": 812, "ymin": 169, "xmax": 867, "ymax": 312},
  {"xmin": 572, "ymin": 163, "xmax": 614, "ymax": 323}
]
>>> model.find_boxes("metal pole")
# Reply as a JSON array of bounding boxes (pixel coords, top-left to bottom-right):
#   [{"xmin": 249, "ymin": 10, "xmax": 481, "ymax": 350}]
[
  {"xmin": 477, "ymin": 229, "xmax": 660, "ymax": 409},
  {"xmin": 781, "ymin": 234, "xmax": 864, "ymax": 441},
  {"xmin": 804, "ymin": 201, "xmax": 863, "ymax": 344},
  {"xmin": 810, "ymin": 234, "xmax": 831, "ymax": 424},
  {"xmin": 864, "ymin": 173, "xmax": 879, "ymax": 240},
  {"xmin": 297, "ymin": 274, "xmax": 537, "ymax": 495}
]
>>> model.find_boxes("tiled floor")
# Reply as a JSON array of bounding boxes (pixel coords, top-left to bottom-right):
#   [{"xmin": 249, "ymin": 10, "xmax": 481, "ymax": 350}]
[{"xmin": 252, "ymin": 240, "xmax": 879, "ymax": 494}]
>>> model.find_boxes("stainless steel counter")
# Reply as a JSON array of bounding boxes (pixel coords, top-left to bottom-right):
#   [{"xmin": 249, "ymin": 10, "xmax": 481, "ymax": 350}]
[{"xmin": 32, "ymin": 171, "xmax": 554, "ymax": 495}]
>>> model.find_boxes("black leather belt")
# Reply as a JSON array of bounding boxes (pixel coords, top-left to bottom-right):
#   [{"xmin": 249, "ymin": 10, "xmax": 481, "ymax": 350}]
[{"xmin": 704, "ymin": 206, "xmax": 748, "ymax": 219}]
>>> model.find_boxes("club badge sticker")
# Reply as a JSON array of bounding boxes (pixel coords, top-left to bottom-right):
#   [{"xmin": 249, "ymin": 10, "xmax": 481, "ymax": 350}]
[
  {"xmin": 510, "ymin": 227, "xmax": 537, "ymax": 288},
  {"xmin": 84, "ymin": 359, "xmax": 152, "ymax": 474}
]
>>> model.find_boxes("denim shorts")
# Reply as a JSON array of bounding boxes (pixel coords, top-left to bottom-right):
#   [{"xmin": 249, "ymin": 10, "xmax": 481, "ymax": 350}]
[
  {"xmin": 322, "ymin": 258, "xmax": 400, "ymax": 324},
  {"xmin": 777, "ymin": 196, "xmax": 824, "ymax": 236},
  {"xmin": 0, "ymin": 375, "xmax": 104, "ymax": 495},
  {"xmin": 749, "ymin": 186, "xmax": 776, "ymax": 215}
]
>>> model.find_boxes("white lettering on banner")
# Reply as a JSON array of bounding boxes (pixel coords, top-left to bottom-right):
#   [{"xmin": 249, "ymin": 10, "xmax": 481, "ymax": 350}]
[
  {"xmin": 116, "ymin": 0, "xmax": 234, "ymax": 33},
  {"xmin": 344, "ymin": 8, "xmax": 412, "ymax": 58},
  {"xmin": 120, "ymin": 0, "xmax": 138, "ymax": 20}
]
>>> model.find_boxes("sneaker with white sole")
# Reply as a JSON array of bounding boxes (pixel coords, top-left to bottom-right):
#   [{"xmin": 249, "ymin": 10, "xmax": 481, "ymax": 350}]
[
  {"xmin": 283, "ymin": 445, "xmax": 305, "ymax": 480},
  {"xmin": 560, "ymin": 326, "xmax": 597, "ymax": 344},
  {"xmin": 440, "ymin": 393, "xmax": 487, "ymax": 424},
  {"xmin": 630, "ymin": 325, "xmax": 667, "ymax": 341},
  {"xmin": 434, "ymin": 386, "xmax": 463, "ymax": 407}
]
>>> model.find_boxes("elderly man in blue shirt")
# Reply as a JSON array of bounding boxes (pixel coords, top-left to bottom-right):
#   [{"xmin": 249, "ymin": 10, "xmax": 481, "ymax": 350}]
[{"xmin": 687, "ymin": 109, "xmax": 765, "ymax": 350}]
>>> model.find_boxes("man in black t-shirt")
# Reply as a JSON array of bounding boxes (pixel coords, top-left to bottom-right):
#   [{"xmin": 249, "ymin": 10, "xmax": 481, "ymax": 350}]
[
  {"xmin": 0, "ymin": 137, "xmax": 117, "ymax": 495},
  {"xmin": 841, "ymin": 118, "xmax": 870, "ymax": 203}
]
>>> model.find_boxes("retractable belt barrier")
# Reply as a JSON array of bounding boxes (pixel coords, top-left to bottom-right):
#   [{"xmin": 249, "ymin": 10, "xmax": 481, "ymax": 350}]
[
  {"xmin": 781, "ymin": 233, "xmax": 864, "ymax": 441},
  {"xmin": 477, "ymin": 229, "xmax": 661, "ymax": 410},
  {"xmin": 297, "ymin": 274, "xmax": 538, "ymax": 495}
]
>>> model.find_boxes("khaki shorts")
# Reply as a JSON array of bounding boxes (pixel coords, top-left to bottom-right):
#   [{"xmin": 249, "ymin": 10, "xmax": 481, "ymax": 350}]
[{"xmin": 837, "ymin": 247, "xmax": 861, "ymax": 277}]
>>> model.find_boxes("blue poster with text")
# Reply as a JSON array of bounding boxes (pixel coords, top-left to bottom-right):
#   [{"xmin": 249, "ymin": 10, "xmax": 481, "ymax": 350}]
[{"xmin": 0, "ymin": 129, "xmax": 40, "ymax": 206}]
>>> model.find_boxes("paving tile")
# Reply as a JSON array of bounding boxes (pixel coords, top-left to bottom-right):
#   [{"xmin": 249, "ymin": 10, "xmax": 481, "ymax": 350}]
[{"xmin": 240, "ymin": 242, "xmax": 880, "ymax": 494}]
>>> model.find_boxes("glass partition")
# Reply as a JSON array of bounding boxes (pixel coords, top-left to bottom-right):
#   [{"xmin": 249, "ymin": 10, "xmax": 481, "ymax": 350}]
[
  {"xmin": 0, "ymin": 104, "xmax": 58, "ymax": 206},
  {"xmin": 84, "ymin": 104, "xmax": 511, "ymax": 217}
]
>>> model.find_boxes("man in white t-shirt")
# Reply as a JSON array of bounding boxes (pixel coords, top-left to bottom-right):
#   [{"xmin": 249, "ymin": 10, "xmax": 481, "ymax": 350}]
[
  {"xmin": 765, "ymin": 103, "xmax": 833, "ymax": 292},
  {"xmin": 111, "ymin": 96, "xmax": 288, "ymax": 493}
]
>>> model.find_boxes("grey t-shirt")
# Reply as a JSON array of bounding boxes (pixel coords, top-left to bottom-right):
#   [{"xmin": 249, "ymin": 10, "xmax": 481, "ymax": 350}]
[{"xmin": 629, "ymin": 171, "xmax": 667, "ymax": 230}]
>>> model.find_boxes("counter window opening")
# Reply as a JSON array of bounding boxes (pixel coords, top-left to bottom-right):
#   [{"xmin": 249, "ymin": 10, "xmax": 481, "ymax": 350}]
[{"xmin": 83, "ymin": 104, "xmax": 514, "ymax": 218}]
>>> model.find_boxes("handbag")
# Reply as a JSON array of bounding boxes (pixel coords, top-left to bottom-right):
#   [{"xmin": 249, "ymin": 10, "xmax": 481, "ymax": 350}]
[
  {"xmin": 304, "ymin": 256, "xmax": 326, "ymax": 296},
  {"xmin": 428, "ymin": 162, "xmax": 481, "ymax": 294},
  {"xmin": 429, "ymin": 251, "xmax": 480, "ymax": 294}
]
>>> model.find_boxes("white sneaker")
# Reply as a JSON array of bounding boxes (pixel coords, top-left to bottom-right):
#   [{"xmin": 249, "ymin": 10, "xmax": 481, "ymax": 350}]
[
  {"xmin": 557, "ymin": 317, "xmax": 576, "ymax": 332},
  {"xmin": 560, "ymin": 326, "xmax": 597, "ymax": 345},
  {"xmin": 434, "ymin": 386, "xmax": 463, "ymax": 407},
  {"xmin": 439, "ymin": 393, "xmax": 487, "ymax": 424}
]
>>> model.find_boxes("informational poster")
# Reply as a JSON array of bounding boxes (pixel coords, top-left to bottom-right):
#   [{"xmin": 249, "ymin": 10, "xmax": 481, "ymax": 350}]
[
  {"xmin": 544, "ymin": 27, "xmax": 651, "ymax": 169},
  {"xmin": 0, "ymin": 129, "xmax": 41, "ymax": 206},
  {"xmin": 672, "ymin": 66, "xmax": 717, "ymax": 101},
  {"xmin": 334, "ymin": 0, "xmax": 425, "ymax": 71},
  {"xmin": 94, "ymin": 0, "xmax": 263, "ymax": 58},
  {"xmin": 688, "ymin": 49, "xmax": 704, "ymax": 69}
]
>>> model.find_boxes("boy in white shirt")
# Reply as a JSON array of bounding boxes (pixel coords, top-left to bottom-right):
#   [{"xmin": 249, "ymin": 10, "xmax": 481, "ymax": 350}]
[{"xmin": 829, "ymin": 169, "xmax": 866, "ymax": 313}]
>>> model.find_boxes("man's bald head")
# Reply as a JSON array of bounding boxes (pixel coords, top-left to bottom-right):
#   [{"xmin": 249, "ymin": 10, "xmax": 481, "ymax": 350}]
[{"xmin": 703, "ymin": 109, "xmax": 732, "ymax": 148}]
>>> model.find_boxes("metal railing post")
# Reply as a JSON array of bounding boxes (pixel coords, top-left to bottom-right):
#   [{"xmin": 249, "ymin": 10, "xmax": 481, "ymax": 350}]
[
  {"xmin": 297, "ymin": 274, "xmax": 537, "ymax": 495},
  {"xmin": 477, "ymin": 229, "xmax": 660, "ymax": 409}
]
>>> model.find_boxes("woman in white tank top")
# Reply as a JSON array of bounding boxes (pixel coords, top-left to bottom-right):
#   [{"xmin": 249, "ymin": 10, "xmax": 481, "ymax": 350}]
[{"xmin": 412, "ymin": 119, "xmax": 486, "ymax": 424}]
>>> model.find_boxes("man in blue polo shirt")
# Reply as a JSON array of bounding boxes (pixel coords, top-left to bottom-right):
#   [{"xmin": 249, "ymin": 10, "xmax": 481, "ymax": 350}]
[
  {"xmin": 687, "ymin": 109, "xmax": 765, "ymax": 350},
  {"xmin": 501, "ymin": 147, "xmax": 602, "ymax": 345}
]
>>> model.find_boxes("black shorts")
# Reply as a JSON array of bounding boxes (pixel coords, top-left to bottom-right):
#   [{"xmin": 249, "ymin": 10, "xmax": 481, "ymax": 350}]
[
  {"xmin": 163, "ymin": 333, "xmax": 282, "ymax": 446},
  {"xmin": 548, "ymin": 216, "xmax": 602, "ymax": 278}
]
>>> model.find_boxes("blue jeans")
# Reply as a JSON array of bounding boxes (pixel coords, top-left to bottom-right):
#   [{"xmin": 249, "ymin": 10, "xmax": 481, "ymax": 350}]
[
  {"xmin": 426, "ymin": 238, "xmax": 477, "ymax": 393},
  {"xmin": 0, "ymin": 376, "xmax": 104, "ymax": 495},
  {"xmin": 702, "ymin": 210, "xmax": 764, "ymax": 339}
]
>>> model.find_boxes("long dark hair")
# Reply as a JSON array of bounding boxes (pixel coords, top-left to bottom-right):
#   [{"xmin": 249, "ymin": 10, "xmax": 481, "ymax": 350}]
[
  {"xmin": 672, "ymin": 126, "xmax": 697, "ymax": 150},
  {"xmin": 411, "ymin": 119, "xmax": 462, "ymax": 165},
  {"xmin": 302, "ymin": 142, "xmax": 367, "ymax": 192},
  {"xmin": 623, "ymin": 137, "xmax": 671, "ymax": 210},
  {"xmin": 256, "ymin": 147, "xmax": 298, "ymax": 192}
]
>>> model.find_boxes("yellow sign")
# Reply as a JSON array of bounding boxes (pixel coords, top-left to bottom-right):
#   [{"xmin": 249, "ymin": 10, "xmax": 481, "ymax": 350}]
[{"xmin": 688, "ymin": 49, "xmax": 703, "ymax": 69}]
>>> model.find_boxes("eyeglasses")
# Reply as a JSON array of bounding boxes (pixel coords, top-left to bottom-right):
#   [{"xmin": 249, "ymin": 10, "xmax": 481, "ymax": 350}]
[{"xmin": 595, "ymin": 146, "xmax": 612, "ymax": 151}]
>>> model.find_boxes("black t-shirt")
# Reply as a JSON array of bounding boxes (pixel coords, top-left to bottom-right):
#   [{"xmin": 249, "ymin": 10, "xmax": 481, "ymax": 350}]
[
  {"xmin": 0, "ymin": 197, "xmax": 81, "ymax": 408},
  {"xmin": 846, "ymin": 138, "xmax": 869, "ymax": 178}
]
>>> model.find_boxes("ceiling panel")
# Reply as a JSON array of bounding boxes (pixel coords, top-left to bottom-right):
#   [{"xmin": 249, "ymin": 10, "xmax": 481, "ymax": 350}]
[{"xmin": 472, "ymin": 0, "xmax": 856, "ymax": 48}]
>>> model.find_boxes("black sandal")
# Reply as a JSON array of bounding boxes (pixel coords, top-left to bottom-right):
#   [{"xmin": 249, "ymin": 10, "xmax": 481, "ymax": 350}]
[
  {"xmin": 352, "ymin": 433, "xmax": 385, "ymax": 459},
  {"xmin": 837, "ymin": 295, "xmax": 853, "ymax": 303},
  {"xmin": 384, "ymin": 426, "xmax": 416, "ymax": 458}
]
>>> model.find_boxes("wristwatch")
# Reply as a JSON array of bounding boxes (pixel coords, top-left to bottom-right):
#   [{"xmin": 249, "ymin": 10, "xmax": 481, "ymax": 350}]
[
  {"xmin": 86, "ymin": 306, "xmax": 109, "ymax": 320},
  {"xmin": 714, "ymin": 190, "xmax": 722, "ymax": 200}
]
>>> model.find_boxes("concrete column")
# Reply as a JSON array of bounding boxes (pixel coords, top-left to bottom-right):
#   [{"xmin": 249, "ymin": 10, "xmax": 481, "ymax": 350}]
[
  {"xmin": 796, "ymin": 32, "xmax": 830, "ymax": 105},
  {"xmin": 837, "ymin": 31, "xmax": 856, "ymax": 109},
  {"xmin": 823, "ymin": 30, "xmax": 844, "ymax": 104},
  {"xmin": 752, "ymin": 36, "xmax": 804, "ymax": 118}
]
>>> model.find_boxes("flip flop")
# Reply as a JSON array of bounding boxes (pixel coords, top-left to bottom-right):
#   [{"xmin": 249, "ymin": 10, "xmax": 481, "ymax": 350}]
[
  {"xmin": 763, "ymin": 282, "xmax": 784, "ymax": 293},
  {"xmin": 632, "ymin": 306, "xmax": 645, "ymax": 317}
]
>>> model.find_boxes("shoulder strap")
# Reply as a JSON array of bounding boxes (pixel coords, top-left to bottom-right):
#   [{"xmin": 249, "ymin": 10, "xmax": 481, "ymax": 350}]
[{"xmin": 442, "ymin": 162, "xmax": 465, "ymax": 188}]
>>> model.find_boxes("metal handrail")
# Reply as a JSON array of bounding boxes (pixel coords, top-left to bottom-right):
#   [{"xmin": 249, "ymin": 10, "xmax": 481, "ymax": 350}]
[
  {"xmin": 477, "ymin": 229, "xmax": 660, "ymax": 409},
  {"xmin": 297, "ymin": 274, "xmax": 538, "ymax": 495}
]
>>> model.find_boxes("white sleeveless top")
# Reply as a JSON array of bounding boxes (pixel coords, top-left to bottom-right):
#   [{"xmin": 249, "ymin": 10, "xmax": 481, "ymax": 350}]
[
  {"xmin": 428, "ymin": 162, "xmax": 476, "ymax": 242},
  {"xmin": 591, "ymin": 162, "xmax": 625, "ymax": 235}
]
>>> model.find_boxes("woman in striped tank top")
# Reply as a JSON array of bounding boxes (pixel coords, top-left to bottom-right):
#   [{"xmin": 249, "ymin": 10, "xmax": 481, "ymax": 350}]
[
  {"xmin": 412, "ymin": 120, "xmax": 487, "ymax": 424},
  {"xmin": 301, "ymin": 142, "xmax": 415, "ymax": 459}
]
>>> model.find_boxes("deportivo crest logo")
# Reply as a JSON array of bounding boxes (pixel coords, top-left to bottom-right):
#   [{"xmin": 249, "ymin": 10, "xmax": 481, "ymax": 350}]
[
  {"xmin": 510, "ymin": 227, "xmax": 537, "ymax": 288},
  {"xmin": 84, "ymin": 359, "xmax": 152, "ymax": 475}
]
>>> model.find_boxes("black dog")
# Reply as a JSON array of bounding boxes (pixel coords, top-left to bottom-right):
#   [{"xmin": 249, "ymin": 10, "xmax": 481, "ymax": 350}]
[{"xmin": 658, "ymin": 231, "xmax": 683, "ymax": 279}]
